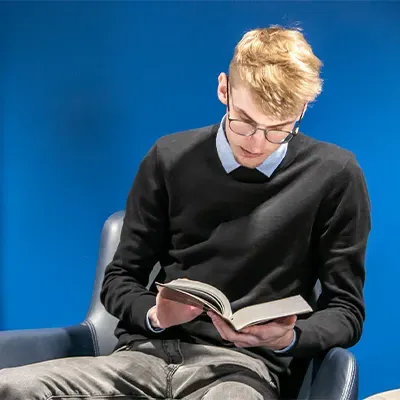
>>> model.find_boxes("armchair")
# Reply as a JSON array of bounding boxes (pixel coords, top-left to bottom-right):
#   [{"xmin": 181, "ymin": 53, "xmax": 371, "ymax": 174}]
[{"xmin": 0, "ymin": 211, "xmax": 359, "ymax": 399}]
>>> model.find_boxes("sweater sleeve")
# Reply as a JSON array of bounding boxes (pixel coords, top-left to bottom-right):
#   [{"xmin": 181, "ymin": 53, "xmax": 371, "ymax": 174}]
[
  {"xmin": 100, "ymin": 143, "xmax": 169, "ymax": 335},
  {"xmin": 288, "ymin": 154, "xmax": 371, "ymax": 358}
]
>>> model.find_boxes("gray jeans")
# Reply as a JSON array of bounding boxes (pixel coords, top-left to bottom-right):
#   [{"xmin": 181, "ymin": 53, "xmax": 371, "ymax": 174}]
[{"xmin": 0, "ymin": 339, "xmax": 278, "ymax": 399}]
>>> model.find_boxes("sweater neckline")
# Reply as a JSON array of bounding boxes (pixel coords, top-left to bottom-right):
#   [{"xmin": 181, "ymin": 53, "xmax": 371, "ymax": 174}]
[{"xmin": 205, "ymin": 123, "xmax": 304, "ymax": 186}]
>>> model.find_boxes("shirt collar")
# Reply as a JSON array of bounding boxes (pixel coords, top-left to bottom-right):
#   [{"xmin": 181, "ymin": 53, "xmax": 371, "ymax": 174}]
[{"xmin": 216, "ymin": 116, "xmax": 288, "ymax": 177}]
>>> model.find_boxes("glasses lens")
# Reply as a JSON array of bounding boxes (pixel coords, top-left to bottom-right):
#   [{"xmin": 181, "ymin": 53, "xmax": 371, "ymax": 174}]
[
  {"xmin": 230, "ymin": 119, "xmax": 292, "ymax": 144},
  {"xmin": 229, "ymin": 120, "xmax": 255, "ymax": 136},
  {"xmin": 266, "ymin": 130, "xmax": 291, "ymax": 144}
]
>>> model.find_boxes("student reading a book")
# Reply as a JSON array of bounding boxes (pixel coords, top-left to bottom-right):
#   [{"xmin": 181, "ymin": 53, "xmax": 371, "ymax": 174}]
[{"xmin": 0, "ymin": 26, "xmax": 371, "ymax": 400}]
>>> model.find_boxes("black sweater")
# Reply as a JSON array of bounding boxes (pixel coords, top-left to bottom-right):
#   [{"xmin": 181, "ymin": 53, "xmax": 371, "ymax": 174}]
[{"xmin": 100, "ymin": 123, "xmax": 371, "ymax": 382}]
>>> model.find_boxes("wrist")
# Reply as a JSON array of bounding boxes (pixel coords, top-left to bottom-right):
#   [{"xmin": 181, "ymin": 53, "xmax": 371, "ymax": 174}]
[
  {"xmin": 148, "ymin": 306, "xmax": 161, "ymax": 329},
  {"xmin": 282, "ymin": 328, "xmax": 295, "ymax": 347},
  {"xmin": 277, "ymin": 329, "xmax": 295, "ymax": 350},
  {"xmin": 275, "ymin": 329, "xmax": 296, "ymax": 352}
]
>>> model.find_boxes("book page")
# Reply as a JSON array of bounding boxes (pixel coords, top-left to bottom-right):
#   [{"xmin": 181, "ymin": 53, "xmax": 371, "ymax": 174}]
[
  {"xmin": 156, "ymin": 279, "xmax": 232, "ymax": 318},
  {"xmin": 230, "ymin": 295, "xmax": 312, "ymax": 331}
]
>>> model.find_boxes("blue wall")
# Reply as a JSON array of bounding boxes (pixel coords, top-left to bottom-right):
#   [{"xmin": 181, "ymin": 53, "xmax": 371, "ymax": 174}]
[{"xmin": 1, "ymin": 2, "xmax": 399, "ymax": 398}]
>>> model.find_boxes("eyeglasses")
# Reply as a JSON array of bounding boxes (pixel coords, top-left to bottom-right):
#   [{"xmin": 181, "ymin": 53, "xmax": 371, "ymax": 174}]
[{"xmin": 226, "ymin": 76, "xmax": 305, "ymax": 145}]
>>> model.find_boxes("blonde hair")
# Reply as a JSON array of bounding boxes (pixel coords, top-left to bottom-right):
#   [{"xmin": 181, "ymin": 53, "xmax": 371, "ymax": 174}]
[{"xmin": 229, "ymin": 25, "xmax": 323, "ymax": 120}]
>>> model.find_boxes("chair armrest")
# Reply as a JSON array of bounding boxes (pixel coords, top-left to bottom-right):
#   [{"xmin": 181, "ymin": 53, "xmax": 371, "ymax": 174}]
[
  {"xmin": 308, "ymin": 347, "xmax": 358, "ymax": 400},
  {"xmin": 0, "ymin": 323, "xmax": 95, "ymax": 369}
]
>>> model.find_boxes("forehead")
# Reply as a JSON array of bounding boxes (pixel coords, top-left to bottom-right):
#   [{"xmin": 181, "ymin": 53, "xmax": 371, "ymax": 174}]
[{"xmin": 230, "ymin": 84, "xmax": 291, "ymax": 126}]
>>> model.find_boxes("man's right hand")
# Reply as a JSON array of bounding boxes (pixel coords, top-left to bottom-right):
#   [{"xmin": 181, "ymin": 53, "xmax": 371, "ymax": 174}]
[{"xmin": 148, "ymin": 287, "xmax": 204, "ymax": 329}]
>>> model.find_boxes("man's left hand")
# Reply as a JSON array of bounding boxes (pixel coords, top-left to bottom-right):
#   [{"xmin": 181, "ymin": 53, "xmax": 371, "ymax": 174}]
[{"xmin": 207, "ymin": 311, "xmax": 297, "ymax": 351}]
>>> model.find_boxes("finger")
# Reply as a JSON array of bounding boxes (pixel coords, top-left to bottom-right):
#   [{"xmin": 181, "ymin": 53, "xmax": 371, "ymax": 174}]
[
  {"xmin": 233, "ymin": 336, "xmax": 262, "ymax": 347},
  {"xmin": 242, "ymin": 315, "xmax": 297, "ymax": 336},
  {"xmin": 234, "ymin": 341, "xmax": 250, "ymax": 348},
  {"xmin": 211, "ymin": 314, "xmax": 234, "ymax": 342},
  {"xmin": 274, "ymin": 315, "xmax": 297, "ymax": 326},
  {"xmin": 240, "ymin": 323, "xmax": 272, "ymax": 336},
  {"xmin": 210, "ymin": 318, "xmax": 230, "ymax": 341},
  {"xmin": 189, "ymin": 305, "xmax": 204, "ymax": 313},
  {"xmin": 243, "ymin": 324, "xmax": 282, "ymax": 340},
  {"xmin": 210, "ymin": 314, "xmax": 261, "ymax": 345}
]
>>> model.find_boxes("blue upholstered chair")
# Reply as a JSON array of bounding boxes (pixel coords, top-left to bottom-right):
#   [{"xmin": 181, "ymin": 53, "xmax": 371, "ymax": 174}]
[{"xmin": 0, "ymin": 211, "xmax": 359, "ymax": 399}]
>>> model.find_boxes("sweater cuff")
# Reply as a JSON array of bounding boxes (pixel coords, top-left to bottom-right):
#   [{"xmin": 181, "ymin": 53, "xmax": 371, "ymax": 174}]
[
  {"xmin": 283, "ymin": 321, "xmax": 315, "ymax": 358},
  {"xmin": 130, "ymin": 294, "xmax": 159, "ymax": 332}
]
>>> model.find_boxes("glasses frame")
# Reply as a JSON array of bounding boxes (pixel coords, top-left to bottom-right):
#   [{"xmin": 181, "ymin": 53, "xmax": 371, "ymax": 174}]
[{"xmin": 226, "ymin": 76, "xmax": 305, "ymax": 145}]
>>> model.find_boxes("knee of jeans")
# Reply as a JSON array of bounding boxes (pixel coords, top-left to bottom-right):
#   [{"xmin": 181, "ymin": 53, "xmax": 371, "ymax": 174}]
[
  {"xmin": 204, "ymin": 381, "xmax": 264, "ymax": 400},
  {"xmin": 0, "ymin": 367, "xmax": 50, "ymax": 400}
]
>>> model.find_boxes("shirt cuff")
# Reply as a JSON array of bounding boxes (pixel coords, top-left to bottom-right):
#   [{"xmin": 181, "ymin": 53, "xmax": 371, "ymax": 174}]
[
  {"xmin": 274, "ymin": 329, "xmax": 297, "ymax": 353},
  {"xmin": 146, "ymin": 307, "xmax": 165, "ymax": 333}
]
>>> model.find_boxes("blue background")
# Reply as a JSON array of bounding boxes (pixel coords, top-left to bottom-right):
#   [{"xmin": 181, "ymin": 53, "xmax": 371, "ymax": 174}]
[{"xmin": 1, "ymin": 2, "xmax": 399, "ymax": 398}]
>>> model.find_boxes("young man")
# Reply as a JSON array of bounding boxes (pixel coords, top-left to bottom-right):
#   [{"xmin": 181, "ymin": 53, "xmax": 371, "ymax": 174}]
[{"xmin": 0, "ymin": 26, "xmax": 371, "ymax": 399}]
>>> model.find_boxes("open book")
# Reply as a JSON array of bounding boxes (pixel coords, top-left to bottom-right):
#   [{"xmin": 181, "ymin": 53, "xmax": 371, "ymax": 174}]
[{"xmin": 156, "ymin": 278, "xmax": 313, "ymax": 331}]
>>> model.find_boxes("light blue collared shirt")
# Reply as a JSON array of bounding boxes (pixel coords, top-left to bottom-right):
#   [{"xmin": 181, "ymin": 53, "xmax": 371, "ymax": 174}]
[
  {"xmin": 146, "ymin": 116, "xmax": 296, "ymax": 352},
  {"xmin": 216, "ymin": 116, "xmax": 288, "ymax": 177}
]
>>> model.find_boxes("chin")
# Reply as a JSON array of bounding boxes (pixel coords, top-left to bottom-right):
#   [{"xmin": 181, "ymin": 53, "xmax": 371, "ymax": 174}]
[
  {"xmin": 233, "ymin": 147, "xmax": 265, "ymax": 169},
  {"xmin": 237, "ymin": 157, "xmax": 261, "ymax": 169}
]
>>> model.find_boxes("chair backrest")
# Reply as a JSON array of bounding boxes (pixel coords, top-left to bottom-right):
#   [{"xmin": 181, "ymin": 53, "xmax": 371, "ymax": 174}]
[
  {"xmin": 84, "ymin": 210, "xmax": 321, "ymax": 357},
  {"xmin": 84, "ymin": 211, "xmax": 124, "ymax": 355},
  {"xmin": 84, "ymin": 211, "xmax": 163, "ymax": 356}
]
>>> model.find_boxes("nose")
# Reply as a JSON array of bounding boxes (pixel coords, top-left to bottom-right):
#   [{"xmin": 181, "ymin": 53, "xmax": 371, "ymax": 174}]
[{"xmin": 247, "ymin": 129, "xmax": 265, "ymax": 151}]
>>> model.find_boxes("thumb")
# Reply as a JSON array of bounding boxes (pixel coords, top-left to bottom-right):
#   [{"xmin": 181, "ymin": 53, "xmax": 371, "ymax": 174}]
[
  {"xmin": 276, "ymin": 315, "xmax": 297, "ymax": 326},
  {"xmin": 190, "ymin": 305, "xmax": 204, "ymax": 314}
]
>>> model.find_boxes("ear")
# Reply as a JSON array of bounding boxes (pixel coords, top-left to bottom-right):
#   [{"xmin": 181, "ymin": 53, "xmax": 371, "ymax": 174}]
[{"xmin": 217, "ymin": 72, "xmax": 228, "ymax": 106}]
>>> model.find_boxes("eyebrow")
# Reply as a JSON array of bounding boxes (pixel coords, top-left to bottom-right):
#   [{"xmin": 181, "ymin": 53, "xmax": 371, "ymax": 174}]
[{"xmin": 234, "ymin": 105, "xmax": 296, "ymax": 128}]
